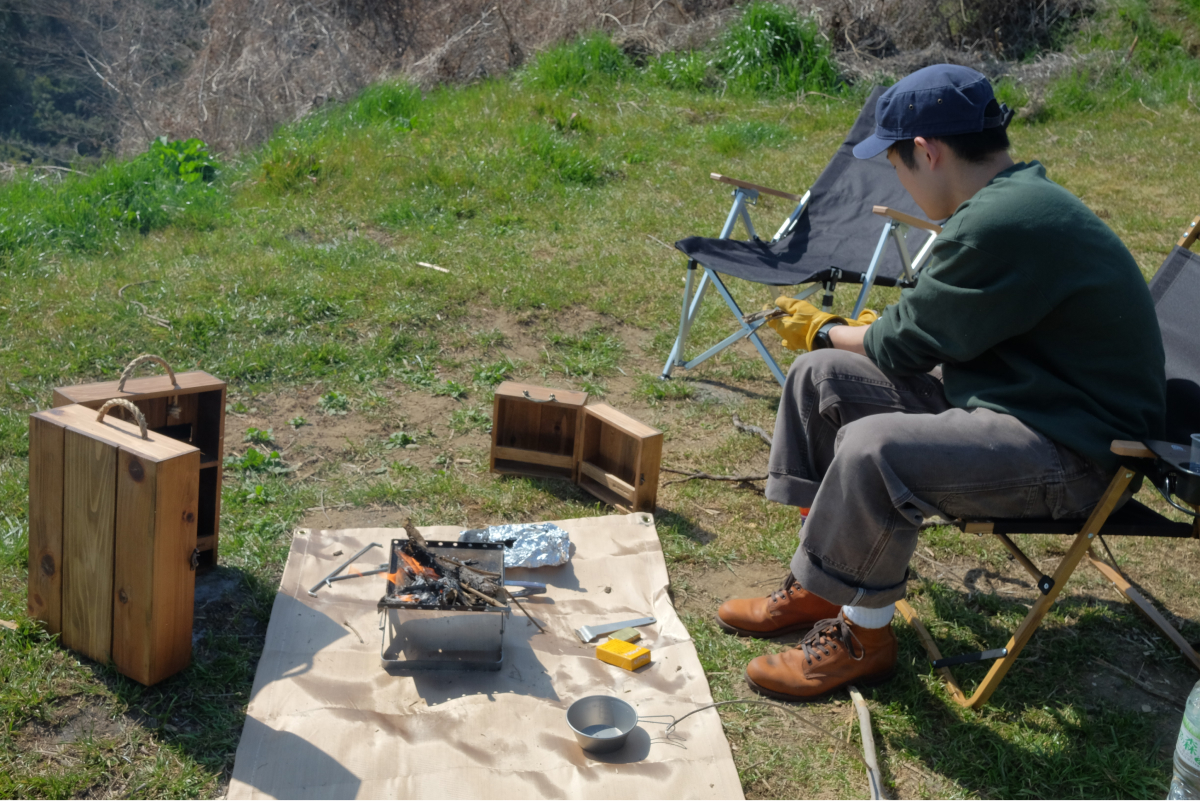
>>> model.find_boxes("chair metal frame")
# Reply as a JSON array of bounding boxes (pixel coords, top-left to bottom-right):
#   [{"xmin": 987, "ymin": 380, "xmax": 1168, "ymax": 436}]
[
  {"xmin": 900, "ymin": 215, "xmax": 1200, "ymax": 709},
  {"xmin": 661, "ymin": 174, "xmax": 941, "ymax": 387}
]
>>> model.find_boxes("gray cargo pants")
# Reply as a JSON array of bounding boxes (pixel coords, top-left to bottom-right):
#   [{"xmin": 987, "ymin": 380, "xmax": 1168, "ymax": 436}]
[{"xmin": 766, "ymin": 350, "xmax": 1113, "ymax": 608}]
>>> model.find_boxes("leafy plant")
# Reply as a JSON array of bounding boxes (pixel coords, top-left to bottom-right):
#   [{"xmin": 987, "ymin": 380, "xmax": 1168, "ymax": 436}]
[
  {"xmin": 317, "ymin": 391, "xmax": 350, "ymax": 415},
  {"xmin": 149, "ymin": 136, "xmax": 219, "ymax": 183},
  {"xmin": 243, "ymin": 427, "xmax": 273, "ymax": 445},
  {"xmin": 224, "ymin": 447, "xmax": 290, "ymax": 474},
  {"xmin": 242, "ymin": 483, "xmax": 273, "ymax": 505},
  {"xmin": 288, "ymin": 416, "xmax": 308, "ymax": 428},
  {"xmin": 434, "ymin": 380, "xmax": 468, "ymax": 400},
  {"xmin": 384, "ymin": 431, "xmax": 417, "ymax": 449}
]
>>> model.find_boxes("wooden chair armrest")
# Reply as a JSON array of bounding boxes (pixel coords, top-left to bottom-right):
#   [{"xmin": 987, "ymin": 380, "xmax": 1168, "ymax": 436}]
[
  {"xmin": 710, "ymin": 173, "xmax": 805, "ymax": 203},
  {"xmin": 872, "ymin": 205, "xmax": 943, "ymax": 234},
  {"xmin": 1111, "ymin": 439, "xmax": 1155, "ymax": 459},
  {"xmin": 1178, "ymin": 213, "xmax": 1200, "ymax": 250}
]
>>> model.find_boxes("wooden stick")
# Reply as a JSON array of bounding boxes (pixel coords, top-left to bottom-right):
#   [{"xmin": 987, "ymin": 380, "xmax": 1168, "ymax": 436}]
[
  {"xmin": 416, "ymin": 261, "xmax": 450, "ymax": 273},
  {"xmin": 661, "ymin": 467, "xmax": 767, "ymax": 487},
  {"xmin": 460, "ymin": 584, "xmax": 505, "ymax": 608},
  {"xmin": 504, "ymin": 591, "xmax": 547, "ymax": 633},
  {"xmin": 847, "ymin": 686, "xmax": 887, "ymax": 800},
  {"xmin": 0, "ymin": 620, "xmax": 16, "ymax": 631},
  {"xmin": 732, "ymin": 413, "xmax": 773, "ymax": 448}
]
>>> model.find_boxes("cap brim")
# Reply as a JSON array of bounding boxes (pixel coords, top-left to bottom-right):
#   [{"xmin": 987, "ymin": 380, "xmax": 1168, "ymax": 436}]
[{"xmin": 852, "ymin": 134, "xmax": 892, "ymax": 160}]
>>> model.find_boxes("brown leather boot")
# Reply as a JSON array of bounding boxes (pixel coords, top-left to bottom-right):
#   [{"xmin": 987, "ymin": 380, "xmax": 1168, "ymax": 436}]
[
  {"xmin": 716, "ymin": 573, "xmax": 841, "ymax": 638},
  {"xmin": 744, "ymin": 613, "xmax": 897, "ymax": 701}
]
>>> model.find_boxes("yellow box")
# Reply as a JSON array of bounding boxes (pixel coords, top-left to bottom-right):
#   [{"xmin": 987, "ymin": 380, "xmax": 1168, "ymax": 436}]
[{"xmin": 596, "ymin": 638, "xmax": 651, "ymax": 671}]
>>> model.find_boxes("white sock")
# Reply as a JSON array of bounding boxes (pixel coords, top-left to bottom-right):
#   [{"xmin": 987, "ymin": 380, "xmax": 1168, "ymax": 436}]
[{"xmin": 841, "ymin": 603, "xmax": 895, "ymax": 629}]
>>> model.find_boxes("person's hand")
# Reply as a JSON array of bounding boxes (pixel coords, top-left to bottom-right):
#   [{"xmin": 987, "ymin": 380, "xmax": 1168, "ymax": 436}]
[{"xmin": 767, "ymin": 297, "xmax": 877, "ymax": 351}]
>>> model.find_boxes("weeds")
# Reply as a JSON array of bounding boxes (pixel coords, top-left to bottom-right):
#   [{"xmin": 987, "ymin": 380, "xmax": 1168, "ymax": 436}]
[
  {"xmin": 449, "ymin": 406, "xmax": 491, "ymax": 434},
  {"xmin": 384, "ymin": 431, "xmax": 417, "ymax": 449},
  {"xmin": 522, "ymin": 33, "xmax": 631, "ymax": 90},
  {"xmin": 243, "ymin": 427, "xmax": 273, "ymax": 445},
  {"xmin": 545, "ymin": 328, "xmax": 624, "ymax": 376},
  {"xmin": 317, "ymin": 391, "xmax": 350, "ymax": 415},
  {"xmin": 711, "ymin": 2, "xmax": 839, "ymax": 96},
  {"xmin": 635, "ymin": 374, "xmax": 694, "ymax": 402},
  {"xmin": 707, "ymin": 120, "xmax": 792, "ymax": 157}
]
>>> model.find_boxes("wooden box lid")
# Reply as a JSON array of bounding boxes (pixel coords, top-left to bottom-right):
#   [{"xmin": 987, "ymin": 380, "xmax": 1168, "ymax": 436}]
[
  {"xmin": 33, "ymin": 404, "xmax": 200, "ymax": 462},
  {"xmin": 493, "ymin": 381, "xmax": 587, "ymax": 409},
  {"xmin": 53, "ymin": 370, "xmax": 226, "ymax": 407}
]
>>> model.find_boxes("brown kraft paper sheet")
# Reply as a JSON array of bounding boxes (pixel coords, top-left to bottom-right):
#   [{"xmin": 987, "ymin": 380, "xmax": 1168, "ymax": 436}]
[{"xmin": 227, "ymin": 513, "xmax": 744, "ymax": 800}]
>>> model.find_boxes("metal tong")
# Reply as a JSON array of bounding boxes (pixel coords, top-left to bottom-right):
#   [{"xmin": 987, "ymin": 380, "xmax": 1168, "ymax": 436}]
[{"xmin": 505, "ymin": 580, "xmax": 546, "ymax": 599}]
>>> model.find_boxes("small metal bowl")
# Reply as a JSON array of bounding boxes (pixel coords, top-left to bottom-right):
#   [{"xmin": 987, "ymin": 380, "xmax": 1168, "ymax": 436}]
[{"xmin": 566, "ymin": 696, "xmax": 637, "ymax": 753}]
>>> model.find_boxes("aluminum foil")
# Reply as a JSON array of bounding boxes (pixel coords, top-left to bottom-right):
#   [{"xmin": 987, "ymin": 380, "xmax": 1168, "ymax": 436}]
[{"xmin": 458, "ymin": 523, "xmax": 572, "ymax": 568}]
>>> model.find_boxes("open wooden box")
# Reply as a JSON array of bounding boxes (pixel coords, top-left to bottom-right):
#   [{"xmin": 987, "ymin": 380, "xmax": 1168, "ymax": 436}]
[
  {"xmin": 51, "ymin": 356, "xmax": 226, "ymax": 569},
  {"xmin": 490, "ymin": 382, "xmax": 587, "ymax": 482},
  {"xmin": 577, "ymin": 403, "xmax": 662, "ymax": 514}
]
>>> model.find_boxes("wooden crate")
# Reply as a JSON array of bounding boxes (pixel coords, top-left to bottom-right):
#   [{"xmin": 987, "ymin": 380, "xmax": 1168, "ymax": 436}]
[
  {"xmin": 490, "ymin": 382, "xmax": 587, "ymax": 481},
  {"xmin": 52, "ymin": 356, "xmax": 226, "ymax": 569},
  {"xmin": 577, "ymin": 403, "xmax": 663, "ymax": 513},
  {"xmin": 28, "ymin": 401, "xmax": 199, "ymax": 685}
]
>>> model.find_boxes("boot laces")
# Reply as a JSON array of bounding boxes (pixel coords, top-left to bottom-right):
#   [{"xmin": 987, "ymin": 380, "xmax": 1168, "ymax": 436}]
[
  {"xmin": 769, "ymin": 572, "xmax": 799, "ymax": 604},
  {"xmin": 799, "ymin": 616, "xmax": 864, "ymax": 665}
]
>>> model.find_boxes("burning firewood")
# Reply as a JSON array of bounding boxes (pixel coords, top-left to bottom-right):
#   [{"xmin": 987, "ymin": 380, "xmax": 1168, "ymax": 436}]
[{"xmin": 378, "ymin": 520, "xmax": 508, "ymax": 611}]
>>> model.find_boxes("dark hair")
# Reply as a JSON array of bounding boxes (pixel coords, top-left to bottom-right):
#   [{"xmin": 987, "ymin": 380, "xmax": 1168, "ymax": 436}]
[{"xmin": 889, "ymin": 100, "xmax": 1010, "ymax": 169}]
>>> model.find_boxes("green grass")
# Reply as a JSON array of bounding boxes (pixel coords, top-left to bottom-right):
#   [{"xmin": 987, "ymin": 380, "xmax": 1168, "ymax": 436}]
[{"xmin": 2, "ymin": 9, "xmax": 1200, "ymax": 798}]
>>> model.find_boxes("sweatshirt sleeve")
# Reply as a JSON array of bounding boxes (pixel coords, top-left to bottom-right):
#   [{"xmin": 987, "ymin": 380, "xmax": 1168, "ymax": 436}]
[{"xmin": 863, "ymin": 238, "xmax": 1054, "ymax": 376}]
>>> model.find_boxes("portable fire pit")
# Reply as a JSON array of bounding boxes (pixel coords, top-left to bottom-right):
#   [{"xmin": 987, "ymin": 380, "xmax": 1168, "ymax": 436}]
[{"xmin": 378, "ymin": 538, "xmax": 508, "ymax": 672}]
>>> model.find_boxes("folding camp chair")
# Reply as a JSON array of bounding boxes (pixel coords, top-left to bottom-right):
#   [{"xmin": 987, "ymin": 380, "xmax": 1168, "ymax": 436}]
[
  {"xmin": 662, "ymin": 86, "xmax": 942, "ymax": 387},
  {"xmin": 898, "ymin": 214, "xmax": 1200, "ymax": 709}
]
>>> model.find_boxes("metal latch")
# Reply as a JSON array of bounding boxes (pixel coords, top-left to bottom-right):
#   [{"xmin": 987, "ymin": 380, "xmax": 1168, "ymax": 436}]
[{"xmin": 190, "ymin": 548, "xmax": 200, "ymax": 570}]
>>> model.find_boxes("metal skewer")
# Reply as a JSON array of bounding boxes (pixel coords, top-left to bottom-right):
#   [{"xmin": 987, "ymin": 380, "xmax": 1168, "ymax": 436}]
[{"xmin": 308, "ymin": 543, "xmax": 382, "ymax": 596}]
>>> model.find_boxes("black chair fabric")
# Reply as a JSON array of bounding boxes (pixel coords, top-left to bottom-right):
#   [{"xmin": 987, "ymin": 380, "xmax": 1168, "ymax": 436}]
[
  {"xmin": 675, "ymin": 86, "xmax": 936, "ymax": 287},
  {"xmin": 1149, "ymin": 245, "xmax": 1200, "ymax": 444}
]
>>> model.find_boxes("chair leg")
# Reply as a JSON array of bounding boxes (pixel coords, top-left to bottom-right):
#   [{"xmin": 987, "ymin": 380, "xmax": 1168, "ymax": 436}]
[
  {"xmin": 901, "ymin": 468, "xmax": 1137, "ymax": 708},
  {"xmin": 1087, "ymin": 550, "xmax": 1200, "ymax": 672}
]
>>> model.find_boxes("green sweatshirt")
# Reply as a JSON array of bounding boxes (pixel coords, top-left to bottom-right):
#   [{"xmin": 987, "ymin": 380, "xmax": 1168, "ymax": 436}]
[{"xmin": 864, "ymin": 161, "xmax": 1165, "ymax": 471}]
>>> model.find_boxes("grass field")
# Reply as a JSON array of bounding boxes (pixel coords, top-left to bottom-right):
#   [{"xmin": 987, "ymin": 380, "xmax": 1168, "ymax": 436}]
[{"xmin": 2, "ymin": 4, "xmax": 1200, "ymax": 797}]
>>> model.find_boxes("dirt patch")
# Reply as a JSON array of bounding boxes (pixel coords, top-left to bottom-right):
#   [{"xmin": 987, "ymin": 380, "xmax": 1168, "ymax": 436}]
[
  {"xmin": 16, "ymin": 695, "xmax": 131, "ymax": 752},
  {"xmin": 671, "ymin": 560, "xmax": 789, "ymax": 619}
]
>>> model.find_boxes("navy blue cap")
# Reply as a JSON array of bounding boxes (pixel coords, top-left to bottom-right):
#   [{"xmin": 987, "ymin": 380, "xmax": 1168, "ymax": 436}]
[{"xmin": 852, "ymin": 64, "xmax": 1012, "ymax": 160}]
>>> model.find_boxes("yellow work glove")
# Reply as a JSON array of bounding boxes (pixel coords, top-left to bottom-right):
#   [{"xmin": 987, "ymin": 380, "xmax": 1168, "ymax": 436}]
[{"xmin": 766, "ymin": 297, "xmax": 877, "ymax": 351}]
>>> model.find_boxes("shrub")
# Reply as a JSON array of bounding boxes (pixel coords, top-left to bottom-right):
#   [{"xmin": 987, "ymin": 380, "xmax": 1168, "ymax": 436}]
[
  {"xmin": 523, "ymin": 32, "xmax": 631, "ymax": 89},
  {"xmin": 341, "ymin": 81, "xmax": 422, "ymax": 130},
  {"xmin": 712, "ymin": 2, "xmax": 839, "ymax": 96},
  {"xmin": 649, "ymin": 51, "xmax": 713, "ymax": 91},
  {"xmin": 0, "ymin": 137, "xmax": 225, "ymax": 258}
]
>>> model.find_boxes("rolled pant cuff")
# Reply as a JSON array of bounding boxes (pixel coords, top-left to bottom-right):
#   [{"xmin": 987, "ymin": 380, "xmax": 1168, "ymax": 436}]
[
  {"xmin": 765, "ymin": 472, "xmax": 820, "ymax": 508},
  {"xmin": 789, "ymin": 550, "xmax": 909, "ymax": 608}
]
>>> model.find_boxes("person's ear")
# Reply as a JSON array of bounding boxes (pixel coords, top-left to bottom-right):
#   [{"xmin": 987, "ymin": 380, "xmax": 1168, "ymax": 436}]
[{"xmin": 913, "ymin": 136, "xmax": 941, "ymax": 170}]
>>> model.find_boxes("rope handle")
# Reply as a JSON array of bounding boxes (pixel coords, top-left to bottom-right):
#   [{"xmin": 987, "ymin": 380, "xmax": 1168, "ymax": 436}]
[
  {"xmin": 522, "ymin": 390, "xmax": 557, "ymax": 403},
  {"xmin": 96, "ymin": 399, "xmax": 149, "ymax": 440},
  {"xmin": 117, "ymin": 354, "xmax": 178, "ymax": 392}
]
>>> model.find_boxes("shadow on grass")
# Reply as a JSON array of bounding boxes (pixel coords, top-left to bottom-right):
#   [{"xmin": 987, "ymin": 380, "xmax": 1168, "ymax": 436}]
[
  {"xmin": 880, "ymin": 581, "xmax": 1177, "ymax": 798},
  {"xmin": 76, "ymin": 565, "xmax": 274, "ymax": 787}
]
